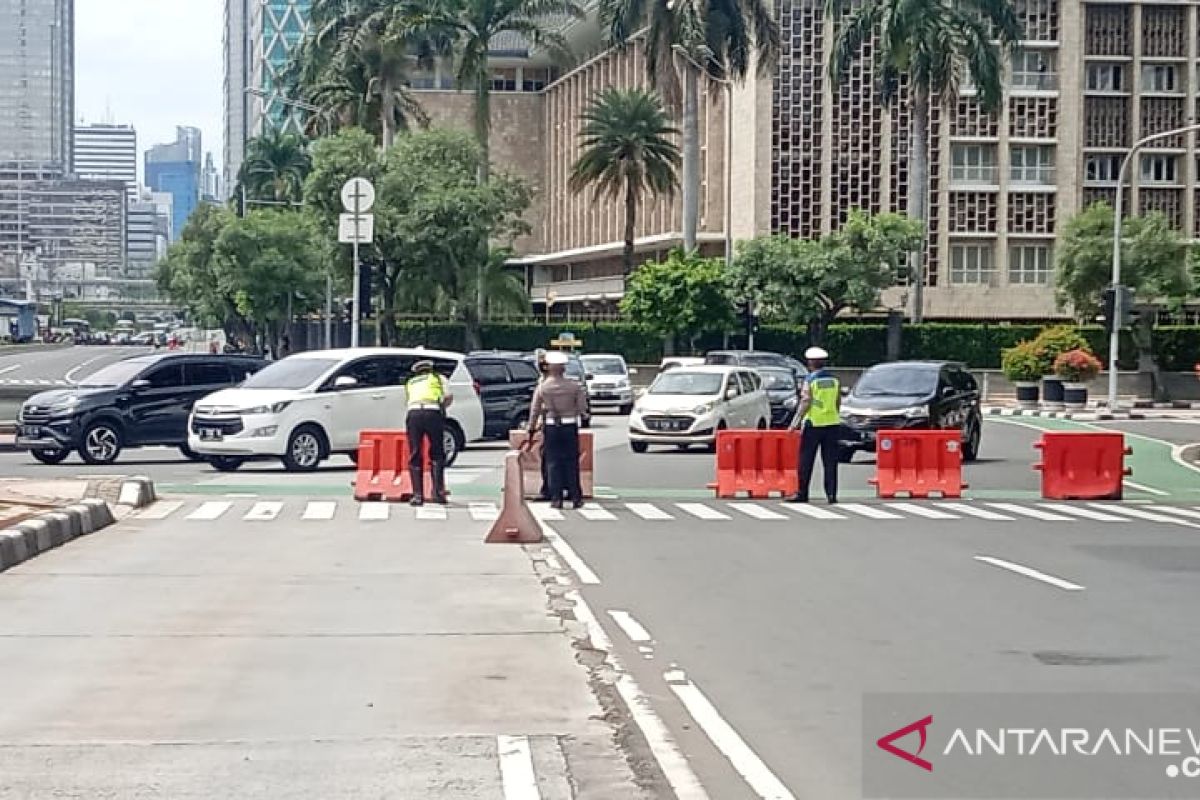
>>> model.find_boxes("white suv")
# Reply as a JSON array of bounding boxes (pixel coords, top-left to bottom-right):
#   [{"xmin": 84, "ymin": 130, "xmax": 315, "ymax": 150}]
[
  {"xmin": 580, "ymin": 353, "xmax": 634, "ymax": 414},
  {"xmin": 187, "ymin": 348, "xmax": 485, "ymax": 472},
  {"xmin": 628, "ymin": 365, "xmax": 771, "ymax": 453}
]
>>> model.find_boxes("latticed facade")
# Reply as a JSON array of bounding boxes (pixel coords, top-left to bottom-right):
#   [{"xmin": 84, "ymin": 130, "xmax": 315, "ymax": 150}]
[{"xmin": 250, "ymin": 0, "xmax": 312, "ymax": 137}]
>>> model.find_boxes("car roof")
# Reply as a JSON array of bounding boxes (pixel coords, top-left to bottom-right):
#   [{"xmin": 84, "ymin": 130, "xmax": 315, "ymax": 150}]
[
  {"xmin": 706, "ymin": 350, "xmax": 784, "ymax": 356},
  {"xmin": 867, "ymin": 360, "xmax": 960, "ymax": 370},
  {"xmin": 121, "ymin": 352, "xmax": 263, "ymax": 365},
  {"xmin": 291, "ymin": 347, "xmax": 466, "ymax": 361},
  {"xmin": 580, "ymin": 353, "xmax": 624, "ymax": 359},
  {"xmin": 658, "ymin": 365, "xmax": 751, "ymax": 375}
]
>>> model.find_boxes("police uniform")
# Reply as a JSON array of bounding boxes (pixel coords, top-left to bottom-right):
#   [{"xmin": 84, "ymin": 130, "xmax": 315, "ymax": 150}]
[
  {"xmin": 528, "ymin": 352, "xmax": 588, "ymax": 509},
  {"xmin": 405, "ymin": 360, "xmax": 452, "ymax": 505},
  {"xmin": 789, "ymin": 347, "xmax": 841, "ymax": 504},
  {"xmin": 533, "ymin": 350, "xmax": 551, "ymax": 501}
]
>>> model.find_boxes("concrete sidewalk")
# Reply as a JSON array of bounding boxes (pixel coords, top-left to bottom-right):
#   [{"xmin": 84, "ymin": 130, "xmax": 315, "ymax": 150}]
[{"xmin": 0, "ymin": 495, "xmax": 650, "ymax": 799}]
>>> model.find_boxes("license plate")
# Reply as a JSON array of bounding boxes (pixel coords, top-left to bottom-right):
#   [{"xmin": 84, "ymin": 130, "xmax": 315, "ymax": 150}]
[
  {"xmin": 199, "ymin": 428, "xmax": 223, "ymax": 441},
  {"xmin": 20, "ymin": 426, "xmax": 41, "ymax": 438},
  {"xmin": 596, "ymin": 392, "xmax": 615, "ymax": 399}
]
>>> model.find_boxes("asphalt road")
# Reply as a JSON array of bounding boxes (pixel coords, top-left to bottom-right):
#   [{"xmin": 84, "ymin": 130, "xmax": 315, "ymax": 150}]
[{"xmin": 0, "ymin": 345, "xmax": 150, "ymax": 420}]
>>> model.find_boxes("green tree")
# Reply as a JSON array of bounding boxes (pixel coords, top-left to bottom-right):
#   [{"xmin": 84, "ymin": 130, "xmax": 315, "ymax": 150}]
[
  {"xmin": 569, "ymin": 88, "xmax": 681, "ymax": 276},
  {"xmin": 827, "ymin": 0, "xmax": 1022, "ymax": 322},
  {"xmin": 157, "ymin": 204, "xmax": 246, "ymax": 331},
  {"xmin": 238, "ymin": 130, "xmax": 312, "ymax": 205},
  {"xmin": 600, "ymin": 0, "xmax": 779, "ymax": 251},
  {"xmin": 620, "ymin": 249, "xmax": 735, "ymax": 349}
]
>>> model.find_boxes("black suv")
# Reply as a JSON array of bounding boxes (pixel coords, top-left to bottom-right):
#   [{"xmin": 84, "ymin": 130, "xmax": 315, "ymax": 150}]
[
  {"xmin": 465, "ymin": 353, "xmax": 542, "ymax": 439},
  {"xmin": 838, "ymin": 360, "xmax": 982, "ymax": 462},
  {"xmin": 17, "ymin": 353, "xmax": 265, "ymax": 465}
]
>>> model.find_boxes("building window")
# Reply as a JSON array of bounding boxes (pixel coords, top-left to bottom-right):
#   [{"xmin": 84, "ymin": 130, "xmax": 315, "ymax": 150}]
[
  {"xmin": 522, "ymin": 68, "xmax": 552, "ymax": 92},
  {"xmin": 1140, "ymin": 64, "xmax": 1178, "ymax": 92},
  {"xmin": 949, "ymin": 242, "xmax": 995, "ymax": 284},
  {"xmin": 950, "ymin": 145, "xmax": 998, "ymax": 184},
  {"xmin": 1010, "ymin": 145, "xmax": 1055, "ymax": 184},
  {"xmin": 1085, "ymin": 154, "xmax": 1122, "ymax": 183},
  {"xmin": 1011, "ymin": 49, "xmax": 1057, "ymax": 90},
  {"xmin": 1140, "ymin": 154, "xmax": 1178, "ymax": 183},
  {"xmin": 1009, "ymin": 243, "xmax": 1052, "ymax": 284},
  {"xmin": 489, "ymin": 68, "xmax": 517, "ymax": 91},
  {"xmin": 1085, "ymin": 63, "xmax": 1125, "ymax": 92}
]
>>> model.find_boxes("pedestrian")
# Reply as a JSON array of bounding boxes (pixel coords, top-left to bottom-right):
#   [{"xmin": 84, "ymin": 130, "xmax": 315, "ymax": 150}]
[
  {"xmin": 524, "ymin": 350, "xmax": 587, "ymax": 509},
  {"xmin": 788, "ymin": 346, "xmax": 842, "ymax": 504},
  {"xmin": 405, "ymin": 359, "xmax": 453, "ymax": 506},
  {"xmin": 532, "ymin": 349, "xmax": 552, "ymax": 501}
]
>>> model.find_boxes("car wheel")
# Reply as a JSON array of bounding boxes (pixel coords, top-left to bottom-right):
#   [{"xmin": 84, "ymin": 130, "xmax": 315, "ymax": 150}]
[
  {"xmin": 838, "ymin": 448, "xmax": 855, "ymax": 464},
  {"xmin": 178, "ymin": 443, "xmax": 205, "ymax": 462},
  {"xmin": 619, "ymin": 403, "xmax": 633, "ymax": 415},
  {"xmin": 707, "ymin": 421, "xmax": 728, "ymax": 453},
  {"xmin": 443, "ymin": 422, "xmax": 466, "ymax": 467},
  {"xmin": 630, "ymin": 440, "xmax": 648, "ymax": 453},
  {"xmin": 756, "ymin": 419, "xmax": 768, "ymax": 430},
  {"xmin": 962, "ymin": 417, "xmax": 982, "ymax": 462},
  {"xmin": 209, "ymin": 456, "xmax": 244, "ymax": 472},
  {"xmin": 79, "ymin": 422, "xmax": 122, "ymax": 465},
  {"xmin": 31, "ymin": 448, "xmax": 68, "ymax": 465},
  {"xmin": 282, "ymin": 425, "xmax": 326, "ymax": 472}
]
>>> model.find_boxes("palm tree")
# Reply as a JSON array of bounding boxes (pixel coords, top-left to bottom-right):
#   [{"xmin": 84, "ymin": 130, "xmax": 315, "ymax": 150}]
[
  {"xmin": 826, "ymin": 0, "xmax": 1021, "ymax": 322},
  {"xmin": 599, "ymin": 0, "xmax": 778, "ymax": 252},
  {"xmin": 239, "ymin": 130, "xmax": 311, "ymax": 204},
  {"xmin": 569, "ymin": 88, "xmax": 681, "ymax": 275}
]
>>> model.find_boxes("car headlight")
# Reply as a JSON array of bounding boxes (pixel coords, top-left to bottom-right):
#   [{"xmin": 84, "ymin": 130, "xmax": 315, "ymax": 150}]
[
  {"xmin": 783, "ymin": 396, "xmax": 798, "ymax": 408},
  {"xmin": 49, "ymin": 396, "xmax": 81, "ymax": 411},
  {"xmin": 901, "ymin": 405, "xmax": 929, "ymax": 418},
  {"xmin": 692, "ymin": 401, "xmax": 716, "ymax": 415},
  {"xmin": 240, "ymin": 401, "xmax": 291, "ymax": 415},
  {"xmin": 615, "ymin": 379, "xmax": 631, "ymax": 389}
]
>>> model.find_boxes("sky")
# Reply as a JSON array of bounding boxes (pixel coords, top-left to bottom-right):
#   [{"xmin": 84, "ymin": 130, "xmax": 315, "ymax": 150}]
[{"xmin": 74, "ymin": 0, "xmax": 224, "ymax": 180}]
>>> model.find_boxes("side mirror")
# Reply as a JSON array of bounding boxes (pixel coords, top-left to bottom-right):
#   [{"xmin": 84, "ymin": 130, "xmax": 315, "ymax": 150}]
[
  {"xmin": 130, "ymin": 379, "xmax": 151, "ymax": 390},
  {"xmin": 840, "ymin": 387, "xmax": 850, "ymax": 397},
  {"xmin": 334, "ymin": 375, "xmax": 359, "ymax": 389},
  {"xmin": 942, "ymin": 386, "xmax": 955, "ymax": 398},
  {"xmin": 724, "ymin": 387, "xmax": 738, "ymax": 400}
]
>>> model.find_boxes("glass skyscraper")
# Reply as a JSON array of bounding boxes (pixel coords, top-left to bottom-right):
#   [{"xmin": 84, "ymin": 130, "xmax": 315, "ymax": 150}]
[
  {"xmin": 0, "ymin": 0, "xmax": 74, "ymax": 168},
  {"xmin": 145, "ymin": 127, "xmax": 202, "ymax": 241}
]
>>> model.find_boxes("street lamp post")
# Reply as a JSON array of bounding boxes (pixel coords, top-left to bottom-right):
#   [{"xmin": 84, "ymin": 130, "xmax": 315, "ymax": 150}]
[{"xmin": 1107, "ymin": 122, "xmax": 1200, "ymax": 411}]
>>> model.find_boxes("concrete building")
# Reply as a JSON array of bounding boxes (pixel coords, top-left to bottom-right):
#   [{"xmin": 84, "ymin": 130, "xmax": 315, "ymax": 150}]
[
  {"xmin": 126, "ymin": 200, "xmax": 166, "ymax": 279},
  {"xmin": 72, "ymin": 123, "xmax": 138, "ymax": 202},
  {"xmin": 202, "ymin": 152, "xmax": 223, "ymax": 203},
  {"xmin": 223, "ymin": 0, "xmax": 311, "ymax": 195},
  {"xmin": 145, "ymin": 126, "xmax": 202, "ymax": 240},
  {"xmin": 0, "ymin": 0, "xmax": 74, "ymax": 170}
]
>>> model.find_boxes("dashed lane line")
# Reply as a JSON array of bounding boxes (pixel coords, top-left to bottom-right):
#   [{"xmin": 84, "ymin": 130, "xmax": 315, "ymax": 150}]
[{"xmin": 974, "ymin": 555, "xmax": 1085, "ymax": 592}]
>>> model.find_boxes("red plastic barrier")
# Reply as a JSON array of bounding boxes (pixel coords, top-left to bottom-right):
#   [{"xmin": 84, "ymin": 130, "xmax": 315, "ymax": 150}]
[
  {"xmin": 708, "ymin": 429, "xmax": 801, "ymax": 499},
  {"xmin": 353, "ymin": 430, "xmax": 442, "ymax": 502},
  {"xmin": 1033, "ymin": 431, "xmax": 1131, "ymax": 500},
  {"xmin": 508, "ymin": 429, "xmax": 594, "ymax": 499},
  {"xmin": 869, "ymin": 429, "xmax": 967, "ymax": 499}
]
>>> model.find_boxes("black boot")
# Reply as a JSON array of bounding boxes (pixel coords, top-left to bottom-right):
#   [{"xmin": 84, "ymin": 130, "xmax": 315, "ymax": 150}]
[
  {"xmin": 430, "ymin": 465, "xmax": 447, "ymax": 504},
  {"xmin": 409, "ymin": 469, "xmax": 425, "ymax": 506}
]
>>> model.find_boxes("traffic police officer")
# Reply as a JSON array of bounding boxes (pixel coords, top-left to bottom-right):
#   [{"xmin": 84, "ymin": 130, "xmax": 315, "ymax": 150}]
[
  {"xmin": 405, "ymin": 359, "xmax": 453, "ymax": 506},
  {"xmin": 533, "ymin": 349, "xmax": 551, "ymax": 501},
  {"xmin": 788, "ymin": 346, "xmax": 842, "ymax": 504},
  {"xmin": 525, "ymin": 351, "xmax": 588, "ymax": 509}
]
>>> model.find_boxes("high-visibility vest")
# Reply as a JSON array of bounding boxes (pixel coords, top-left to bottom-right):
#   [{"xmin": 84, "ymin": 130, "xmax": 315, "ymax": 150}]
[
  {"xmin": 406, "ymin": 373, "xmax": 445, "ymax": 406},
  {"xmin": 804, "ymin": 373, "xmax": 841, "ymax": 427}
]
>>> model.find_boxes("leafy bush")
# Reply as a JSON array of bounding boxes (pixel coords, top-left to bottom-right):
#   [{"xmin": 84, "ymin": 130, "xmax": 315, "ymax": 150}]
[
  {"xmin": 1030, "ymin": 326, "xmax": 1090, "ymax": 373},
  {"xmin": 1053, "ymin": 349, "xmax": 1103, "ymax": 382},
  {"xmin": 1001, "ymin": 341, "xmax": 1044, "ymax": 382}
]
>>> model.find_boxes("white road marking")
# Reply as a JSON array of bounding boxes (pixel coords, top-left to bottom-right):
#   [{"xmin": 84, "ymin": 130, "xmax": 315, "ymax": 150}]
[
  {"xmin": 358, "ymin": 502, "xmax": 390, "ymax": 521},
  {"xmin": 779, "ymin": 503, "xmax": 847, "ymax": 520},
  {"xmin": 626, "ymin": 502, "xmax": 674, "ymax": 521},
  {"xmin": 136, "ymin": 500, "xmax": 183, "ymax": 520},
  {"xmin": 544, "ymin": 524, "xmax": 600, "ymax": 584},
  {"xmin": 36, "ymin": 379, "xmax": 50, "ymax": 385},
  {"xmin": 668, "ymin": 675, "xmax": 796, "ymax": 799},
  {"xmin": 1089, "ymin": 503, "xmax": 1199, "ymax": 526},
  {"xmin": 1039, "ymin": 504, "xmax": 1125, "ymax": 522},
  {"xmin": 578, "ymin": 503, "xmax": 618, "ymax": 521},
  {"xmin": 469, "ymin": 503, "xmax": 499, "ymax": 521},
  {"xmin": 64, "ymin": 354, "xmax": 107, "ymax": 384},
  {"xmin": 1150, "ymin": 506, "xmax": 1200, "ymax": 521},
  {"xmin": 0, "ymin": 364, "xmax": 20, "ymax": 376},
  {"xmin": 676, "ymin": 503, "xmax": 730, "ymax": 521},
  {"xmin": 301, "ymin": 501, "xmax": 337, "ymax": 520},
  {"xmin": 974, "ymin": 555, "xmax": 1085, "ymax": 591},
  {"xmin": 986, "ymin": 503, "xmax": 1074, "ymax": 522},
  {"xmin": 1123, "ymin": 479, "xmax": 1169, "ymax": 497},
  {"xmin": 186, "ymin": 501, "xmax": 231, "ymax": 521},
  {"xmin": 244, "ymin": 501, "xmax": 284, "ymax": 521},
  {"xmin": 935, "ymin": 503, "xmax": 1014, "ymax": 521},
  {"xmin": 21, "ymin": 379, "xmax": 34, "ymax": 385},
  {"xmin": 729, "ymin": 503, "xmax": 788, "ymax": 521},
  {"xmin": 838, "ymin": 503, "xmax": 903, "ymax": 520},
  {"xmin": 530, "ymin": 504, "xmax": 564, "ymax": 521},
  {"xmin": 889, "ymin": 502, "xmax": 960, "ymax": 520},
  {"xmin": 608, "ymin": 610, "xmax": 653, "ymax": 643},
  {"xmin": 496, "ymin": 735, "xmax": 541, "ymax": 800},
  {"xmin": 416, "ymin": 504, "xmax": 448, "ymax": 521}
]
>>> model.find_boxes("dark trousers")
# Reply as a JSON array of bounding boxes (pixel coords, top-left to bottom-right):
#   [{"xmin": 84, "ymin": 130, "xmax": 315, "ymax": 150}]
[
  {"xmin": 406, "ymin": 409, "xmax": 446, "ymax": 496},
  {"xmin": 544, "ymin": 423, "xmax": 582, "ymax": 503},
  {"xmin": 799, "ymin": 423, "xmax": 840, "ymax": 501}
]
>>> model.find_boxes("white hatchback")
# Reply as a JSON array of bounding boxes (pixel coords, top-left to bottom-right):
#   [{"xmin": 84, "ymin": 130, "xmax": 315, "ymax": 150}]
[
  {"xmin": 187, "ymin": 348, "xmax": 485, "ymax": 472},
  {"xmin": 627, "ymin": 365, "xmax": 771, "ymax": 452}
]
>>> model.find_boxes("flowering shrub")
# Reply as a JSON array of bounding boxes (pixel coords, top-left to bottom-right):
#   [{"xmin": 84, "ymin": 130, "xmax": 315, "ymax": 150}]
[
  {"xmin": 1053, "ymin": 349, "xmax": 1103, "ymax": 383},
  {"xmin": 1031, "ymin": 326, "xmax": 1090, "ymax": 374},
  {"xmin": 1000, "ymin": 341, "xmax": 1044, "ymax": 382}
]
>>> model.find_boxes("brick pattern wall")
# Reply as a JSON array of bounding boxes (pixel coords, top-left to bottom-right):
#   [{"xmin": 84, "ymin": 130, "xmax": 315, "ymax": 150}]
[{"xmin": 772, "ymin": 0, "xmax": 825, "ymax": 238}]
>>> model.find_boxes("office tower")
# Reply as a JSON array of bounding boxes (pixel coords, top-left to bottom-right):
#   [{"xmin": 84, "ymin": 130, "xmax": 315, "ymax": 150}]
[
  {"xmin": 145, "ymin": 126, "xmax": 202, "ymax": 240},
  {"xmin": 0, "ymin": 0, "xmax": 74, "ymax": 168},
  {"xmin": 202, "ymin": 152, "xmax": 222, "ymax": 203},
  {"xmin": 73, "ymin": 123, "xmax": 138, "ymax": 202}
]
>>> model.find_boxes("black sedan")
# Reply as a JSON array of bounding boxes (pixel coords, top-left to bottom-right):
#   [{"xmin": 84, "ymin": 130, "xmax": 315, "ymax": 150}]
[{"xmin": 758, "ymin": 367, "xmax": 800, "ymax": 428}]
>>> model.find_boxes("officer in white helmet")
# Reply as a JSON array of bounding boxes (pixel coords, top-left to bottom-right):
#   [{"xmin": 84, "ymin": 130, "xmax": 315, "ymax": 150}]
[{"xmin": 786, "ymin": 346, "xmax": 841, "ymax": 504}]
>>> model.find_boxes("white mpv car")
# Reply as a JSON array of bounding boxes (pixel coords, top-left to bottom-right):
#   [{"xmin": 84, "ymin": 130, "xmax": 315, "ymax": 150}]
[
  {"xmin": 188, "ymin": 348, "xmax": 484, "ymax": 472},
  {"xmin": 628, "ymin": 365, "xmax": 771, "ymax": 453},
  {"xmin": 580, "ymin": 353, "xmax": 634, "ymax": 414}
]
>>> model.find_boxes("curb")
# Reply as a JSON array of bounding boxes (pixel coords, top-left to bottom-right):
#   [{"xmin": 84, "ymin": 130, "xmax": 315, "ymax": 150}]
[
  {"xmin": 985, "ymin": 407, "xmax": 1149, "ymax": 421},
  {"xmin": 0, "ymin": 477, "xmax": 157, "ymax": 574}
]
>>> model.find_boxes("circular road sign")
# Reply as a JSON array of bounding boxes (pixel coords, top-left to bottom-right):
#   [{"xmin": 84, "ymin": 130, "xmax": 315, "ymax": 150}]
[{"xmin": 340, "ymin": 177, "xmax": 376, "ymax": 213}]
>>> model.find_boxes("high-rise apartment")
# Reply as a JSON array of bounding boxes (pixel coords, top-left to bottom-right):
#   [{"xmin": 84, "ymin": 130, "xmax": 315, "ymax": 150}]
[
  {"xmin": 145, "ymin": 126, "xmax": 202, "ymax": 240},
  {"xmin": 0, "ymin": 0, "xmax": 74, "ymax": 169},
  {"xmin": 73, "ymin": 123, "xmax": 138, "ymax": 202}
]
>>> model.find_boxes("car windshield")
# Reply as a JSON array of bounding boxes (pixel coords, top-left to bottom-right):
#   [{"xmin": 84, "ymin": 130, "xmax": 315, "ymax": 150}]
[
  {"xmin": 649, "ymin": 371, "xmax": 724, "ymax": 396},
  {"xmin": 582, "ymin": 357, "xmax": 625, "ymax": 375},
  {"xmin": 564, "ymin": 358, "xmax": 585, "ymax": 379},
  {"xmin": 759, "ymin": 369, "xmax": 797, "ymax": 390},
  {"xmin": 741, "ymin": 353, "xmax": 788, "ymax": 368},
  {"xmin": 77, "ymin": 360, "xmax": 148, "ymax": 388},
  {"xmin": 852, "ymin": 364, "xmax": 939, "ymax": 398},
  {"xmin": 241, "ymin": 358, "xmax": 338, "ymax": 390}
]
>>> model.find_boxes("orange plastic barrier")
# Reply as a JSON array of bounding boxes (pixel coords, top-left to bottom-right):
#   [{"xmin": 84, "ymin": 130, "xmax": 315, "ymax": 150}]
[
  {"xmin": 1033, "ymin": 431, "xmax": 1131, "ymax": 500},
  {"xmin": 708, "ymin": 429, "xmax": 801, "ymax": 499},
  {"xmin": 508, "ymin": 429, "xmax": 594, "ymax": 499},
  {"xmin": 353, "ymin": 430, "xmax": 442, "ymax": 502},
  {"xmin": 869, "ymin": 429, "xmax": 967, "ymax": 499},
  {"xmin": 486, "ymin": 451, "xmax": 544, "ymax": 543}
]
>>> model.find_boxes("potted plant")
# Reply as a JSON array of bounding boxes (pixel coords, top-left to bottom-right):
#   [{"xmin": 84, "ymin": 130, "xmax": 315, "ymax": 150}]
[
  {"xmin": 1001, "ymin": 341, "xmax": 1042, "ymax": 408},
  {"xmin": 1053, "ymin": 349, "xmax": 1103, "ymax": 409},
  {"xmin": 1031, "ymin": 326, "xmax": 1088, "ymax": 410}
]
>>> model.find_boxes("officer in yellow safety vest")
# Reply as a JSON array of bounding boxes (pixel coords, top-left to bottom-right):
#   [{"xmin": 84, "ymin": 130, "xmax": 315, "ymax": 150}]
[
  {"xmin": 405, "ymin": 359, "xmax": 453, "ymax": 506},
  {"xmin": 787, "ymin": 346, "xmax": 842, "ymax": 504}
]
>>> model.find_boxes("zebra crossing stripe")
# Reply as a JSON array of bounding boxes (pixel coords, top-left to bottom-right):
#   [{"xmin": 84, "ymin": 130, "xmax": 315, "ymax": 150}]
[
  {"xmin": 1039, "ymin": 504, "xmax": 1125, "ymax": 522},
  {"xmin": 985, "ymin": 503, "xmax": 1075, "ymax": 522},
  {"xmin": 1149, "ymin": 506, "xmax": 1200, "ymax": 521},
  {"xmin": 626, "ymin": 502, "xmax": 673, "ymax": 521},
  {"xmin": 137, "ymin": 500, "xmax": 184, "ymax": 520},
  {"xmin": 934, "ymin": 503, "xmax": 1014, "ymax": 521},
  {"xmin": 531, "ymin": 504, "xmax": 564, "ymax": 521},
  {"xmin": 358, "ymin": 502, "xmax": 390, "ymax": 521},
  {"xmin": 186, "ymin": 501, "xmax": 231, "ymax": 521},
  {"xmin": 676, "ymin": 503, "xmax": 730, "ymax": 521},
  {"xmin": 578, "ymin": 503, "xmax": 618, "ymax": 521},
  {"xmin": 244, "ymin": 501, "xmax": 283, "ymax": 521},
  {"xmin": 302, "ymin": 501, "xmax": 337, "ymax": 521},
  {"xmin": 729, "ymin": 503, "xmax": 788, "ymax": 520},
  {"xmin": 888, "ymin": 503, "xmax": 959, "ymax": 520},
  {"xmin": 1089, "ymin": 504, "xmax": 1196, "ymax": 525},
  {"xmin": 838, "ymin": 503, "xmax": 903, "ymax": 520},
  {"xmin": 778, "ymin": 503, "xmax": 847, "ymax": 520},
  {"xmin": 469, "ymin": 503, "xmax": 499, "ymax": 521},
  {"xmin": 416, "ymin": 504, "xmax": 448, "ymax": 521}
]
